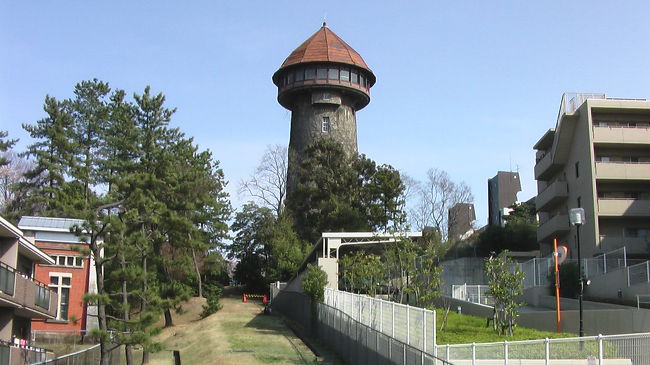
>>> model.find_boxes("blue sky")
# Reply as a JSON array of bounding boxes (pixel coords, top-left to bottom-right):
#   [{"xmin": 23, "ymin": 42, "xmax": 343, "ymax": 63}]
[{"xmin": 2, "ymin": 1, "xmax": 650, "ymax": 227}]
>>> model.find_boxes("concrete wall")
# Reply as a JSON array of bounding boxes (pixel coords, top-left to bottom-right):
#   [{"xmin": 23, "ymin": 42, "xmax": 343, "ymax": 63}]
[
  {"xmin": 519, "ymin": 308, "xmax": 650, "ymax": 335},
  {"xmin": 318, "ymin": 257, "xmax": 338, "ymax": 290},
  {"xmin": 432, "ymin": 295, "xmax": 494, "ymax": 318},
  {"xmin": 586, "ymin": 267, "xmax": 650, "ymax": 302},
  {"xmin": 0, "ymin": 310, "xmax": 12, "ymax": 342},
  {"xmin": 441, "ymin": 257, "xmax": 487, "ymax": 293}
]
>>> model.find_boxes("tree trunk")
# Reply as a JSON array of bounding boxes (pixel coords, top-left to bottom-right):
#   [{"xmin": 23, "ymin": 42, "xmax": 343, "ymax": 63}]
[
  {"xmin": 191, "ymin": 246, "xmax": 202, "ymax": 298},
  {"xmin": 121, "ymin": 253, "xmax": 133, "ymax": 365},
  {"xmin": 164, "ymin": 309, "xmax": 174, "ymax": 327},
  {"xmin": 93, "ymin": 238, "xmax": 110, "ymax": 365},
  {"xmin": 141, "ymin": 255, "xmax": 149, "ymax": 365}
]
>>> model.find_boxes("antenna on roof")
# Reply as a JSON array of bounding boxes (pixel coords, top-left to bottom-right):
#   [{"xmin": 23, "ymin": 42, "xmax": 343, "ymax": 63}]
[{"xmin": 323, "ymin": 13, "xmax": 327, "ymax": 27}]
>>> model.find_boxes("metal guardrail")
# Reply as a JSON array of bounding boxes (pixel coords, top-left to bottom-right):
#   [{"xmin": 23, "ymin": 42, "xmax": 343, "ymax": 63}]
[{"xmin": 451, "ymin": 284, "xmax": 493, "ymax": 306}]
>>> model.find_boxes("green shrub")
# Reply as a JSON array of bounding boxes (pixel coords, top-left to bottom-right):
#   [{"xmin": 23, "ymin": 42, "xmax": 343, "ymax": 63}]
[
  {"xmin": 201, "ymin": 282, "xmax": 224, "ymax": 318},
  {"xmin": 302, "ymin": 264, "xmax": 328, "ymax": 302}
]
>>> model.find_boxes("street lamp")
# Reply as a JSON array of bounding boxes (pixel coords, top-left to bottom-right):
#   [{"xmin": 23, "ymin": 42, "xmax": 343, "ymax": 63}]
[{"xmin": 569, "ymin": 207, "xmax": 585, "ymax": 337}]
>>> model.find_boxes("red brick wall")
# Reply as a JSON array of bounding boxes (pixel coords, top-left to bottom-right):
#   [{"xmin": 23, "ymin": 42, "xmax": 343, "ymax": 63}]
[{"xmin": 31, "ymin": 241, "xmax": 90, "ymax": 332}]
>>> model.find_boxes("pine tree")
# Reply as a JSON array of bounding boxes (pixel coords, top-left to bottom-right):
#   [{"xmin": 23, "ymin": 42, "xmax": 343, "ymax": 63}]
[{"xmin": 0, "ymin": 130, "xmax": 17, "ymax": 167}]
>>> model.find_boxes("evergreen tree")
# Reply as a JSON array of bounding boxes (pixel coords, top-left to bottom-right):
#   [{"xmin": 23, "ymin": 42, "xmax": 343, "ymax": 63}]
[{"xmin": 0, "ymin": 130, "xmax": 17, "ymax": 167}]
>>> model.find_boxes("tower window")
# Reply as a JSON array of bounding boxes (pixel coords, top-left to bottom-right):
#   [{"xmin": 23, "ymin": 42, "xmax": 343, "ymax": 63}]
[
  {"xmin": 351, "ymin": 71, "xmax": 358, "ymax": 84},
  {"xmin": 317, "ymin": 68, "xmax": 327, "ymax": 79},
  {"xmin": 305, "ymin": 69, "xmax": 315, "ymax": 80},
  {"xmin": 322, "ymin": 117, "xmax": 330, "ymax": 133},
  {"xmin": 295, "ymin": 69, "xmax": 304, "ymax": 82},
  {"xmin": 328, "ymin": 68, "xmax": 339, "ymax": 80},
  {"xmin": 340, "ymin": 69, "xmax": 350, "ymax": 82}
]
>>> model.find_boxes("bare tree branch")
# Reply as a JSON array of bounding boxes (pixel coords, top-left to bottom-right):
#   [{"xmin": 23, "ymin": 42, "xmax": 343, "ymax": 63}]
[{"xmin": 239, "ymin": 144, "xmax": 287, "ymax": 216}]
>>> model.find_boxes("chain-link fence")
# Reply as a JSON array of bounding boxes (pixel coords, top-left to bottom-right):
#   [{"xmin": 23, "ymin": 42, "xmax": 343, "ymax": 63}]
[
  {"xmin": 436, "ymin": 332, "xmax": 650, "ymax": 365},
  {"xmin": 324, "ymin": 288, "xmax": 436, "ymax": 354}
]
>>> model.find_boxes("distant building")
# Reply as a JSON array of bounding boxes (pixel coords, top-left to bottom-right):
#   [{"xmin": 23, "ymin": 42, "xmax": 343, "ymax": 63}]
[
  {"xmin": 0, "ymin": 216, "xmax": 56, "ymax": 360},
  {"xmin": 448, "ymin": 203, "xmax": 476, "ymax": 240},
  {"xmin": 488, "ymin": 171, "xmax": 521, "ymax": 226},
  {"xmin": 18, "ymin": 216, "xmax": 98, "ymax": 332},
  {"xmin": 533, "ymin": 93, "xmax": 650, "ymax": 258}
]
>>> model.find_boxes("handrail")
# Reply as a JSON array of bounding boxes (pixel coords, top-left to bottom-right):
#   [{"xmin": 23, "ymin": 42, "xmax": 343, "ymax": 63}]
[{"xmin": 0, "ymin": 261, "xmax": 52, "ymax": 291}]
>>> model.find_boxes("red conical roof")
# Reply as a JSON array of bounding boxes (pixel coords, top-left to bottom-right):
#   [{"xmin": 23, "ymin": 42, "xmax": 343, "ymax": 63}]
[{"xmin": 279, "ymin": 23, "xmax": 373, "ymax": 73}]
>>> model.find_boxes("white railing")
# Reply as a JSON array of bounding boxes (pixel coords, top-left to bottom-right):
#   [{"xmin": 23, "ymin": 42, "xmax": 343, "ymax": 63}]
[
  {"xmin": 436, "ymin": 332, "xmax": 650, "ymax": 365},
  {"xmin": 323, "ymin": 288, "xmax": 436, "ymax": 355},
  {"xmin": 628, "ymin": 261, "xmax": 650, "ymax": 286},
  {"xmin": 452, "ymin": 284, "xmax": 493, "ymax": 305},
  {"xmin": 519, "ymin": 248, "xmax": 632, "ymax": 289}
]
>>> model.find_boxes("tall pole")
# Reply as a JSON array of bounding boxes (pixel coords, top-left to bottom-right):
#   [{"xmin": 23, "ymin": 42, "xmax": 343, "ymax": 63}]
[
  {"xmin": 553, "ymin": 238, "xmax": 561, "ymax": 333},
  {"xmin": 577, "ymin": 224, "xmax": 584, "ymax": 337},
  {"xmin": 569, "ymin": 207, "xmax": 585, "ymax": 338}
]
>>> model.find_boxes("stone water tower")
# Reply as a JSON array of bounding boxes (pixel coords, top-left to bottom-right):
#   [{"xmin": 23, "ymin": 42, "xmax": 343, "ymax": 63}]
[{"xmin": 273, "ymin": 23, "xmax": 376, "ymax": 193}]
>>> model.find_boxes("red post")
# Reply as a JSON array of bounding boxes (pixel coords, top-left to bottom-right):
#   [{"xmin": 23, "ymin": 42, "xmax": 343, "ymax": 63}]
[
  {"xmin": 243, "ymin": 294, "xmax": 247, "ymax": 302},
  {"xmin": 263, "ymin": 295, "xmax": 267, "ymax": 303},
  {"xmin": 554, "ymin": 238, "xmax": 561, "ymax": 333}
]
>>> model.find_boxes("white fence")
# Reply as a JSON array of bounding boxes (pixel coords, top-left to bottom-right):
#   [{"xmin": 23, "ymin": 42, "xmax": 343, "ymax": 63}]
[
  {"xmin": 628, "ymin": 261, "xmax": 650, "ymax": 286},
  {"xmin": 324, "ymin": 288, "xmax": 436, "ymax": 355},
  {"xmin": 452, "ymin": 284, "xmax": 493, "ymax": 305},
  {"xmin": 519, "ymin": 248, "xmax": 632, "ymax": 289},
  {"xmin": 436, "ymin": 332, "xmax": 650, "ymax": 365}
]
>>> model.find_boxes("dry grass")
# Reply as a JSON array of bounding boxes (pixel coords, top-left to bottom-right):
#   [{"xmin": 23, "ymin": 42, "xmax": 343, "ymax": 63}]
[{"xmin": 137, "ymin": 287, "xmax": 318, "ymax": 365}]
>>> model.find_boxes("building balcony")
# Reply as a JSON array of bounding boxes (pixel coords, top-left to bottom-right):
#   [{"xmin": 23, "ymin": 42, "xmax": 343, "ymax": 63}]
[
  {"xmin": 537, "ymin": 214, "xmax": 570, "ymax": 242},
  {"xmin": 0, "ymin": 263, "xmax": 57, "ymax": 319},
  {"xmin": 595, "ymin": 162, "xmax": 650, "ymax": 181},
  {"xmin": 599, "ymin": 236, "xmax": 648, "ymax": 254},
  {"xmin": 597, "ymin": 198, "xmax": 650, "ymax": 217},
  {"xmin": 593, "ymin": 126, "xmax": 650, "ymax": 146},
  {"xmin": 534, "ymin": 152, "xmax": 564, "ymax": 181},
  {"xmin": 536, "ymin": 181, "xmax": 568, "ymax": 212}
]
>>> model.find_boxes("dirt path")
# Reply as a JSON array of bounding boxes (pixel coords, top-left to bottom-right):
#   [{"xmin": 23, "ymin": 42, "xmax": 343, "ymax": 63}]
[{"xmin": 147, "ymin": 287, "xmax": 318, "ymax": 365}]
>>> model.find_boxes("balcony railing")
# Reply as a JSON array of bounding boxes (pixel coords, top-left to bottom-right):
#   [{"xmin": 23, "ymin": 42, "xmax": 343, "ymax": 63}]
[
  {"xmin": 597, "ymin": 198, "xmax": 650, "ymax": 217},
  {"xmin": 593, "ymin": 125, "xmax": 650, "ymax": 145},
  {"xmin": 535, "ymin": 180, "xmax": 568, "ymax": 212},
  {"xmin": 0, "ymin": 262, "xmax": 57, "ymax": 318},
  {"xmin": 595, "ymin": 161, "xmax": 650, "ymax": 180},
  {"xmin": 537, "ymin": 214, "xmax": 570, "ymax": 242}
]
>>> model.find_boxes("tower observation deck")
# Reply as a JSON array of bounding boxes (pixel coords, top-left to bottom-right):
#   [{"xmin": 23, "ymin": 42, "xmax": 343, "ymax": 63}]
[{"xmin": 273, "ymin": 23, "xmax": 376, "ymax": 193}]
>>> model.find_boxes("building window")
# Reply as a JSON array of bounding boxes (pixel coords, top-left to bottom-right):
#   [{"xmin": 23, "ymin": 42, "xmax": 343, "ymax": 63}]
[
  {"xmin": 49, "ymin": 255, "xmax": 84, "ymax": 268},
  {"xmin": 50, "ymin": 273, "xmax": 71, "ymax": 320},
  {"xmin": 577, "ymin": 197, "xmax": 581, "ymax": 208},
  {"xmin": 322, "ymin": 117, "xmax": 330, "ymax": 133},
  {"xmin": 316, "ymin": 68, "xmax": 327, "ymax": 79},
  {"xmin": 305, "ymin": 69, "xmax": 315, "ymax": 80},
  {"xmin": 575, "ymin": 161, "xmax": 579, "ymax": 178},
  {"xmin": 351, "ymin": 71, "xmax": 358, "ymax": 84},
  {"xmin": 295, "ymin": 69, "xmax": 304, "ymax": 82}
]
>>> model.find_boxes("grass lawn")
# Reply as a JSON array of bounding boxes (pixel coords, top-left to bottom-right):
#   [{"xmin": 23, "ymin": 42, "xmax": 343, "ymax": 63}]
[{"xmin": 436, "ymin": 310, "xmax": 574, "ymax": 345}]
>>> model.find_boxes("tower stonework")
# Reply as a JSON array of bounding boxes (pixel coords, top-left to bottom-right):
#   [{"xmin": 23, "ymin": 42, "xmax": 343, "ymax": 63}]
[{"xmin": 273, "ymin": 23, "xmax": 375, "ymax": 194}]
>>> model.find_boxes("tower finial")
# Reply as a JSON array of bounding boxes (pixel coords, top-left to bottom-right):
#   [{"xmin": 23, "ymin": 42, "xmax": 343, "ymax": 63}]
[{"xmin": 323, "ymin": 13, "xmax": 327, "ymax": 27}]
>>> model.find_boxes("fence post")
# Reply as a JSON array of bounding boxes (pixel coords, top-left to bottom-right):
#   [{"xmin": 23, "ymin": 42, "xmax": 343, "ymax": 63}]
[
  {"xmin": 627, "ymin": 267, "xmax": 631, "ymax": 287},
  {"xmin": 380, "ymin": 299, "xmax": 384, "ymax": 333},
  {"xmin": 471, "ymin": 343, "xmax": 476, "ymax": 365},
  {"xmin": 446, "ymin": 344, "xmax": 450, "ymax": 362},
  {"xmin": 407, "ymin": 305, "xmax": 410, "ymax": 345},
  {"xmin": 603, "ymin": 253, "xmax": 607, "ymax": 274},
  {"xmin": 598, "ymin": 334, "xmax": 603, "ymax": 365},
  {"xmin": 544, "ymin": 338, "xmax": 549, "ymax": 365},
  {"xmin": 504, "ymin": 340, "xmax": 508, "ymax": 365},
  {"xmin": 403, "ymin": 342, "xmax": 407, "ymax": 365},
  {"xmin": 392, "ymin": 302, "xmax": 395, "ymax": 338},
  {"xmin": 647, "ymin": 262, "xmax": 650, "ymax": 284},
  {"xmin": 623, "ymin": 246, "xmax": 627, "ymax": 268},
  {"xmin": 422, "ymin": 308, "xmax": 426, "ymax": 353}
]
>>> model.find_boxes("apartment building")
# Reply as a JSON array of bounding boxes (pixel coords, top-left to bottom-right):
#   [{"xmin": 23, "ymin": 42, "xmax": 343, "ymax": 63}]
[
  {"xmin": 0, "ymin": 216, "xmax": 57, "ymax": 362},
  {"xmin": 448, "ymin": 203, "xmax": 476, "ymax": 240},
  {"xmin": 534, "ymin": 93, "xmax": 650, "ymax": 259},
  {"xmin": 488, "ymin": 171, "xmax": 521, "ymax": 227}
]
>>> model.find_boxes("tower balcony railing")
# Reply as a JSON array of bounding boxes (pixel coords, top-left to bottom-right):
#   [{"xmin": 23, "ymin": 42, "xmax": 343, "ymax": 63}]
[
  {"xmin": 597, "ymin": 198, "xmax": 650, "ymax": 217},
  {"xmin": 593, "ymin": 125, "xmax": 650, "ymax": 145},
  {"xmin": 537, "ymin": 214, "xmax": 570, "ymax": 242}
]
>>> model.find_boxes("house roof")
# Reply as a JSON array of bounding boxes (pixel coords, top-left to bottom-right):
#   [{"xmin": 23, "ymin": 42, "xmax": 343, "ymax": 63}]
[{"xmin": 18, "ymin": 216, "xmax": 86, "ymax": 232}]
